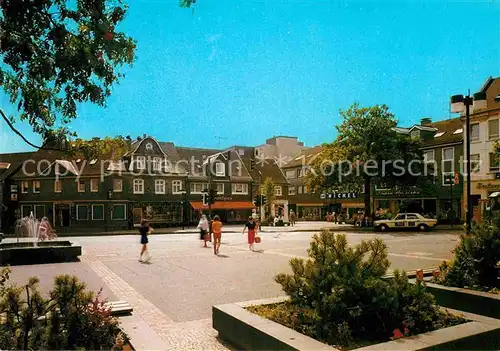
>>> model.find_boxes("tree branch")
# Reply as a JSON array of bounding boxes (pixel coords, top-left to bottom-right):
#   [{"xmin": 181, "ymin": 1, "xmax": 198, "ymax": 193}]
[{"xmin": 0, "ymin": 108, "xmax": 63, "ymax": 152}]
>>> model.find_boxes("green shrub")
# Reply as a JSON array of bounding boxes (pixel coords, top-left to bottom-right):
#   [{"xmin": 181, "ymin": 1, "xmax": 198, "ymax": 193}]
[
  {"xmin": 435, "ymin": 214, "xmax": 500, "ymax": 290},
  {"xmin": 0, "ymin": 268, "xmax": 127, "ymax": 350},
  {"xmin": 253, "ymin": 230, "xmax": 465, "ymax": 349}
]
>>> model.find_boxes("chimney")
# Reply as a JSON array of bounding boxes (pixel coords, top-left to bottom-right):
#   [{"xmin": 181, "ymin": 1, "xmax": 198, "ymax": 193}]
[
  {"xmin": 420, "ymin": 118, "xmax": 432, "ymax": 125},
  {"xmin": 143, "ymin": 134, "xmax": 147, "ymax": 139}
]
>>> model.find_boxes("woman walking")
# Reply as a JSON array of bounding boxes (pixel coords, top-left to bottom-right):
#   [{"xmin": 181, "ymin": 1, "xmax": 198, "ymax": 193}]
[
  {"xmin": 139, "ymin": 220, "xmax": 153, "ymax": 263},
  {"xmin": 211, "ymin": 215, "xmax": 222, "ymax": 255},
  {"xmin": 243, "ymin": 216, "xmax": 257, "ymax": 251},
  {"xmin": 197, "ymin": 214, "xmax": 210, "ymax": 247}
]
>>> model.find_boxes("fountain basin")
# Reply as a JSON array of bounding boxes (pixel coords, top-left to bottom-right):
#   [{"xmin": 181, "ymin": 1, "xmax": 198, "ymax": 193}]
[{"xmin": 0, "ymin": 241, "xmax": 82, "ymax": 266}]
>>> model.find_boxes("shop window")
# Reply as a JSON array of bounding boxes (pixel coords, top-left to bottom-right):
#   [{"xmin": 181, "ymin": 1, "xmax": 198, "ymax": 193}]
[
  {"xmin": 76, "ymin": 205, "xmax": 89, "ymax": 220},
  {"xmin": 21, "ymin": 205, "xmax": 33, "ymax": 218},
  {"xmin": 34, "ymin": 205, "xmax": 45, "ymax": 219},
  {"xmin": 92, "ymin": 205, "xmax": 104, "ymax": 220},
  {"xmin": 112, "ymin": 204, "xmax": 126, "ymax": 220}
]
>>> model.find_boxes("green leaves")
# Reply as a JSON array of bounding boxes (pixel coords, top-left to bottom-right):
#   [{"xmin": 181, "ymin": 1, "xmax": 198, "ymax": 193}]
[{"xmin": 0, "ymin": 0, "xmax": 136, "ymax": 138}]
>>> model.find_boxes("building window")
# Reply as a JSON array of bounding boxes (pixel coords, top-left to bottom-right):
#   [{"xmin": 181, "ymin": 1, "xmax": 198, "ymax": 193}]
[
  {"xmin": 297, "ymin": 168, "xmax": 303, "ymax": 177},
  {"xmin": 215, "ymin": 162, "xmax": 226, "ymax": 177},
  {"xmin": 155, "ymin": 179, "xmax": 165, "ymax": 194},
  {"xmin": 288, "ymin": 186, "xmax": 296, "ymax": 195},
  {"xmin": 274, "ymin": 186, "xmax": 282, "ymax": 196},
  {"xmin": 285, "ymin": 170, "xmax": 295, "ymax": 179},
  {"xmin": 145, "ymin": 143, "xmax": 153, "ymax": 151},
  {"xmin": 77, "ymin": 179, "xmax": 85, "ymax": 192},
  {"xmin": 21, "ymin": 205, "xmax": 33, "ymax": 218},
  {"xmin": 135, "ymin": 156, "xmax": 146, "ymax": 170},
  {"xmin": 423, "ymin": 150, "xmax": 434, "ymax": 163},
  {"xmin": 303, "ymin": 185, "xmax": 308, "ymax": 194},
  {"xmin": 111, "ymin": 204, "xmax": 127, "ymax": 220},
  {"xmin": 238, "ymin": 149, "xmax": 245, "ymax": 156},
  {"xmin": 470, "ymin": 154, "xmax": 480, "ymax": 173},
  {"xmin": 34, "ymin": 205, "xmax": 45, "ymax": 219},
  {"xmin": 76, "ymin": 205, "xmax": 89, "ymax": 220},
  {"xmin": 33, "ymin": 180, "xmax": 40, "ymax": 194},
  {"xmin": 133, "ymin": 179, "xmax": 144, "ymax": 194},
  {"xmin": 22, "ymin": 181, "xmax": 29, "ymax": 193},
  {"xmin": 54, "ymin": 180, "xmax": 62, "ymax": 193},
  {"xmin": 471, "ymin": 123, "xmax": 480, "ymax": 141},
  {"xmin": 90, "ymin": 179, "xmax": 99, "ymax": 192},
  {"xmin": 172, "ymin": 180, "xmax": 183, "ymax": 194},
  {"xmin": 152, "ymin": 157, "xmax": 162, "ymax": 171},
  {"xmin": 442, "ymin": 172, "xmax": 454, "ymax": 186},
  {"xmin": 216, "ymin": 183, "xmax": 224, "ymax": 194},
  {"xmin": 190, "ymin": 182, "xmax": 208, "ymax": 194},
  {"xmin": 410, "ymin": 130, "xmax": 420, "ymax": 139},
  {"xmin": 489, "ymin": 119, "xmax": 499, "ymax": 140},
  {"xmin": 232, "ymin": 183, "xmax": 248, "ymax": 195},
  {"xmin": 442, "ymin": 147, "xmax": 454, "ymax": 174},
  {"xmin": 489, "ymin": 153, "xmax": 500, "ymax": 172},
  {"xmin": 113, "ymin": 179, "xmax": 123, "ymax": 192},
  {"xmin": 298, "ymin": 186, "xmax": 303, "ymax": 194},
  {"xmin": 92, "ymin": 204, "xmax": 104, "ymax": 220}
]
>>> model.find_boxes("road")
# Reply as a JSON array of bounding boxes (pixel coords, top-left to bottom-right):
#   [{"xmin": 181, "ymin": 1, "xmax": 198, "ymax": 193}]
[{"xmin": 4, "ymin": 228, "xmax": 460, "ymax": 350}]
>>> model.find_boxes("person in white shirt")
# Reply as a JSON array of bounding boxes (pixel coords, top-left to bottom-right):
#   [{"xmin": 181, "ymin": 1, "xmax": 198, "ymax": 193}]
[{"xmin": 197, "ymin": 214, "xmax": 210, "ymax": 247}]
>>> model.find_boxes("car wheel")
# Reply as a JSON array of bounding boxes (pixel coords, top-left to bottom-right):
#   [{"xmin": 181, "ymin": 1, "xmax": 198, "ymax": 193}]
[
  {"xmin": 418, "ymin": 224, "xmax": 428, "ymax": 232},
  {"xmin": 379, "ymin": 224, "xmax": 388, "ymax": 232}
]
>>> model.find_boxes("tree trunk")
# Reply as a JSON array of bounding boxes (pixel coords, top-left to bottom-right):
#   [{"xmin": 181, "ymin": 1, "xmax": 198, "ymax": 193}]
[{"xmin": 364, "ymin": 177, "xmax": 371, "ymax": 223}]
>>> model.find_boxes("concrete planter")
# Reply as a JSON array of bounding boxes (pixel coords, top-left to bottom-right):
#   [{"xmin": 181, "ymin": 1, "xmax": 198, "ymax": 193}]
[
  {"xmin": 213, "ymin": 297, "xmax": 500, "ymax": 351},
  {"xmin": 422, "ymin": 280, "xmax": 500, "ymax": 320},
  {"xmin": 0, "ymin": 241, "xmax": 82, "ymax": 266}
]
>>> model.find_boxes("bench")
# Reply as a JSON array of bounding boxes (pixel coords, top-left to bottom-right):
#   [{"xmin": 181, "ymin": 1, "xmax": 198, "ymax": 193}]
[{"xmin": 106, "ymin": 300, "xmax": 133, "ymax": 316}]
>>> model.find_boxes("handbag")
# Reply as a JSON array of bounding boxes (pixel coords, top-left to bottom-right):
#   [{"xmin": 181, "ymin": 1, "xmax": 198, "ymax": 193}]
[{"xmin": 254, "ymin": 235, "xmax": 261, "ymax": 243}]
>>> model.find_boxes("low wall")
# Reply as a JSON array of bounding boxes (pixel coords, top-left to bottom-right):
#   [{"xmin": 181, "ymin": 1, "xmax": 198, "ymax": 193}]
[{"xmin": 213, "ymin": 297, "xmax": 500, "ymax": 351}]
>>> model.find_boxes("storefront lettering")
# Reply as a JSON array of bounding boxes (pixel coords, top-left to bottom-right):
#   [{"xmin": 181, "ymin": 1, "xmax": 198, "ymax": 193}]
[
  {"xmin": 375, "ymin": 188, "xmax": 421, "ymax": 196},
  {"xmin": 321, "ymin": 192, "xmax": 360, "ymax": 199},
  {"xmin": 214, "ymin": 196, "xmax": 233, "ymax": 201},
  {"xmin": 477, "ymin": 183, "xmax": 500, "ymax": 190}
]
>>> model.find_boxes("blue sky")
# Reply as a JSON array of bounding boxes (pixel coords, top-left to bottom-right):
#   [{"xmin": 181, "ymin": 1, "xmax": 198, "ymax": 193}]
[{"xmin": 1, "ymin": 0, "xmax": 499, "ymax": 153}]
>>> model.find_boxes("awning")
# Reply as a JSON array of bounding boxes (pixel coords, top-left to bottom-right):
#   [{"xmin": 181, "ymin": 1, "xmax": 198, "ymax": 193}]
[
  {"xmin": 490, "ymin": 192, "xmax": 500, "ymax": 198},
  {"xmin": 190, "ymin": 201, "xmax": 255, "ymax": 210}
]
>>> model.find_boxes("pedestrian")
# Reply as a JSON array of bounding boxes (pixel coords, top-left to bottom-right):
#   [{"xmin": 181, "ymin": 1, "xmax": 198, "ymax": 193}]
[
  {"xmin": 211, "ymin": 215, "xmax": 222, "ymax": 255},
  {"xmin": 197, "ymin": 214, "xmax": 210, "ymax": 247},
  {"xmin": 139, "ymin": 220, "xmax": 153, "ymax": 263},
  {"xmin": 243, "ymin": 216, "xmax": 257, "ymax": 251},
  {"xmin": 289, "ymin": 210, "xmax": 296, "ymax": 226}
]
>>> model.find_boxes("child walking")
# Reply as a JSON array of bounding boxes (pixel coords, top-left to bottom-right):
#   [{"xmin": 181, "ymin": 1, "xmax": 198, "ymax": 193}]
[
  {"xmin": 139, "ymin": 220, "xmax": 153, "ymax": 263},
  {"xmin": 211, "ymin": 215, "xmax": 222, "ymax": 255}
]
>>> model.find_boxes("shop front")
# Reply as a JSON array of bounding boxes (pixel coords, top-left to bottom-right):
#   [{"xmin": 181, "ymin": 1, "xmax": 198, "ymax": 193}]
[
  {"xmin": 296, "ymin": 203, "xmax": 322, "ymax": 221},
  {"xmin": 132, "ymin": 202, "xmax": 183, "ymax": 227},
  {"xmin": 189, "ymin": 200, "xmax": 255, "ymax": 223},
  {"xmin": 470, "ymin": 181, "xmax": 500, "ymax": 222}
]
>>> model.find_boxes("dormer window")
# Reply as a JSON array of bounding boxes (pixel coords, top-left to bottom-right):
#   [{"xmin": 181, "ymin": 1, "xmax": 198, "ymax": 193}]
[
  {"xmin": 410, "ymin": 130, "xmax": 420, "ymax": 139},
  {"xmin": 145, "ymin": 143, "xmax": 153, "ymax": 151},
  {"xmin": 215, "ymin": 162, "xmax": 225, "ymax": 176},
  {"xmin": 453, "ymin": 128, "xmax": 463, "ymax": 135},
  {"xmin": 434, "ymin": 132, "xmax": 445, "ymax": 138}
]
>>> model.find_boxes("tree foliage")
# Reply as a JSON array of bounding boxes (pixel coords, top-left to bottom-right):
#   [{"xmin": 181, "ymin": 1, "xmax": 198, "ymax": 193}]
[
  {"xmin": 0, "ymin": 267, "xmax": 127, "ymax": 350},
  {"xmin": 435, "ymin": 213, "xmax": 500, "ymax": 290},
  {"xmin": 250, "ymin": 231, "xmax": 465, "ymax": 349},
  {"xmin": 307, "ymin": 103, "xmax": 425, "ymax": 217},
  {"xmin": 0, "ymin": 0, "xmax": 136, "ymax": 142},
  {"xmin": 262, "ymin": 177, "xmax": 276, "ymax": 220}
]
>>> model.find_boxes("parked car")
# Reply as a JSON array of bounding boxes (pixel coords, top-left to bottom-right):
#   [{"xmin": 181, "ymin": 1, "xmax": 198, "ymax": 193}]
[{"xmin": 373, "ymin": 213, "xmax": 438, "ymax": 232}]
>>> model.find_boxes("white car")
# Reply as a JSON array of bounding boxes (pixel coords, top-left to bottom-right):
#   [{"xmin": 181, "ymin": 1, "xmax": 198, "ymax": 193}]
[{"xmin": 374, "ymin": 213, "xmax": 437, "ymax": 232}]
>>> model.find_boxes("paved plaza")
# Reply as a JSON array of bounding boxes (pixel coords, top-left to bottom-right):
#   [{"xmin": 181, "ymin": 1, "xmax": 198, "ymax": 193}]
[{"xmin": 4, "ymin": 225, "xmax": 461, "ymax": 350}]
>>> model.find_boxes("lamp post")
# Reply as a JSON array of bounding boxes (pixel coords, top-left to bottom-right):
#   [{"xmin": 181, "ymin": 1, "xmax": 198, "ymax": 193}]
[{"xmin": 451, "ymin": 92, "xmax": 474, "ymax": 234}]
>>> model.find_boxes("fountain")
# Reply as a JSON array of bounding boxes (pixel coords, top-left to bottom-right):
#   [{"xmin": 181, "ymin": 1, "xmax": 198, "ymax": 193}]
[{"xmin": 0, "ymin": 212, "xmax": 81, "ymax": 266}]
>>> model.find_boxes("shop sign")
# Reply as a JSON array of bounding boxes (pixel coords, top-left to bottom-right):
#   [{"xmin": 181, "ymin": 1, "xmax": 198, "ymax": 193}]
[
  {"xmin": 477, "ymin": 183, "xmax": 500, "ymax": 190},
  {"xmin": 323, "ymin": 192, "xmax": 360, "ymax": 199},
  {"xmin": 214, "ymin": 196, "xmax": 232, "ymax": 201},
  {"xmin": 375, "ymin": 186, "xmax": 420, "ymax": 196}
]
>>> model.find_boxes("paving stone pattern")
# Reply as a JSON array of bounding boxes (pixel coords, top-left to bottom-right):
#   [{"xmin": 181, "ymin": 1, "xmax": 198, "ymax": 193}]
[{"xmin": 82, "ymin": 253, "xmax": 230, "ymax": 350}]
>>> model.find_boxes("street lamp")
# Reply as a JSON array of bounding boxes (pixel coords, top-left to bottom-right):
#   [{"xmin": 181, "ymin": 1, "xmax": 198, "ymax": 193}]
[{"xmin": 450, "ymin": 92, "xmax": 474, "ymax": 233}]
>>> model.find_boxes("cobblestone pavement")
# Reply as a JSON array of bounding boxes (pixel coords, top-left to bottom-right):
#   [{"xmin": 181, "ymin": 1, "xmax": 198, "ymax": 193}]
[{"xmin": 6, "ymin": 228, "xmax": 460, "ymax": 350}]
